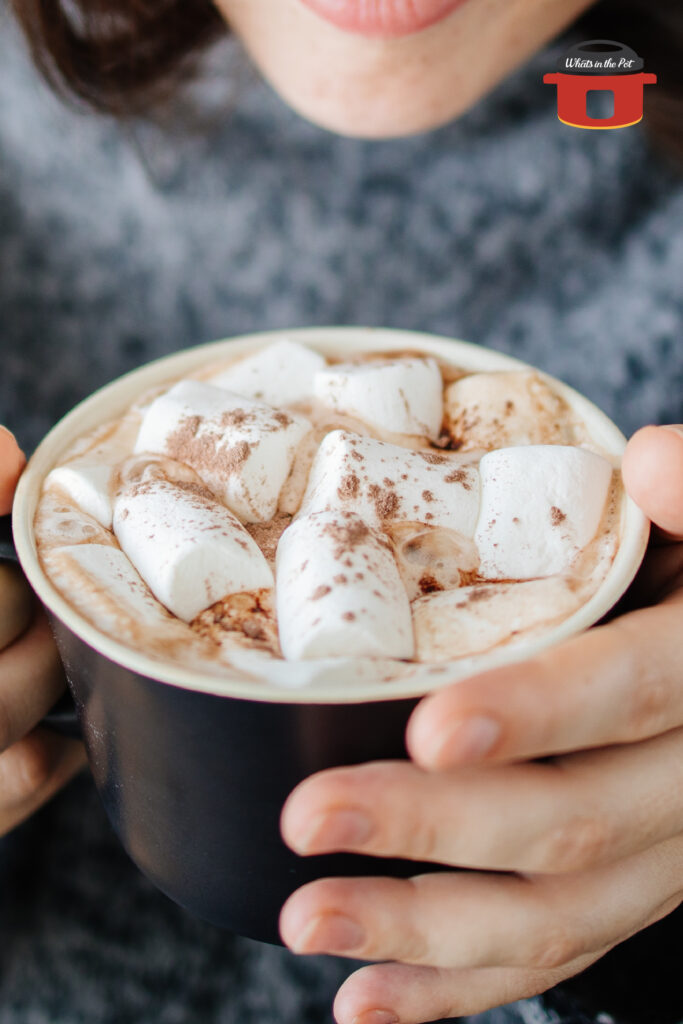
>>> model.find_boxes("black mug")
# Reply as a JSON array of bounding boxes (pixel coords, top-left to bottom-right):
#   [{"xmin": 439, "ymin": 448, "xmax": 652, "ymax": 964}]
[{"xmin": 9, "ymin": 327, "xmax": 648, "ymax": 944}]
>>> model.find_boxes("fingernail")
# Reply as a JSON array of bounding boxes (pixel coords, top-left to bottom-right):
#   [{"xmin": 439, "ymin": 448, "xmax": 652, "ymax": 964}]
[
  {"xmin": 432, "ymin": 715, "xmax": 502, "ymax": 765},
  {"xmin": 291, "ymin": 912, "xmax": 365, "ymax": 954},
  {"xmin": 294, "ymin": 808, "xmax": 374, "ymax": 854},
  {"xmin": 662, "ymin": 425, "xmax": 683, "ymax": 441},
  {"xmin": 351, "ymin": 1011, "xmax": 399, "ymax": 1024}
]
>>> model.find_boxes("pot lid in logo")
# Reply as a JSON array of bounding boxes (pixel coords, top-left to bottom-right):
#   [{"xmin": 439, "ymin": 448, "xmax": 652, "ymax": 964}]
[{"xmin": 557, "ymin": 40, "xmax": 644, "ymax": 75}]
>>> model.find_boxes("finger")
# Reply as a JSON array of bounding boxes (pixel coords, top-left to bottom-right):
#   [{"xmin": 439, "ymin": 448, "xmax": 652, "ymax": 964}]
[
  {"xmin": 281, "ymin": 730, "xmax": 683, "ymax": 873},
  {"xmin": 0, "ymin": 562, "xmax": 34, "ymax": 650},
  {"xmin": 279, "ymin": 835, "xmax": 683, "ymax": 972},
  {"xmin": 622, "ymin": 425, "xmax": 683, "ymax": 541},
  {"xmin": 337, "ymin": 888, "xmax": 680, "ymax": 1024},
  {"xmin": 332, "ymin": 953, "xmax": 605, "ymax": 1024},
  {"xmin": 333, "ymin": 893, "xmax": 675, "ymax": 1024},
  {"xmin": 0, "ymin": 426, "xmax": 26, "ymax": 515},
  {"xmin": 0, "ymin": 609, "xmax": 66, "ymax": 753},
  {"xmin": 0, "ymin": 728, "xmax": 87, "ymax": 837},
  {"xmin": 406, "ymin": 600, "xmax": 683, "ymax": 768}
]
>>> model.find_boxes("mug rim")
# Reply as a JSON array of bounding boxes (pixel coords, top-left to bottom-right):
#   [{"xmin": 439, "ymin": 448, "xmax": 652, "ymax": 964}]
[{"xmin": 13, "ymin": 326, "xmax": 650, "ymax": 705}]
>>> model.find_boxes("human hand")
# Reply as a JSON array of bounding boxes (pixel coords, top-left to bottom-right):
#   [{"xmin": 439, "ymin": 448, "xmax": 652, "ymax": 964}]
[
  {"xmin": 279, "ymin": 424, "xmax": 683, "ymax": 1024},
  {"xmin": 0, "ymin": 427, "xmax": 86, "ymax": 837}
]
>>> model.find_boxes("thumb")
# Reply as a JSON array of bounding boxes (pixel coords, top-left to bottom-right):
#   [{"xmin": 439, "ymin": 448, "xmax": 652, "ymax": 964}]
[
  {"xmin": 0, "ymin": 427, "xmax": 26, "ymax": 516},
  {"xmin": 622, "ymin": 425, "xmax": 683, "ymax": 541}
]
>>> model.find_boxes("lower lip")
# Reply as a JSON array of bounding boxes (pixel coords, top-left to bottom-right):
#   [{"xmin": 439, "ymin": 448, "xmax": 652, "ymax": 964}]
[{"xmin": 297, "ymin": 0, "xmax": 468, "ymax": 38}]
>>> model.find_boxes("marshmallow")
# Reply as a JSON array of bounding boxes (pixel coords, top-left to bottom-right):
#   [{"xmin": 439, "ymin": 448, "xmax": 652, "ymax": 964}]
[
  {"xmin": 297, "ymin": 430, "xmax": 480, "ymax": 534},
  {"xmin": 276, "ymin": 511, "xmax": 414, "ymax": 660},
  {"xmin": 113, "ymin": 477, "xmax": 274, "ymax": 621},
  {"xmin": 413, "ymin": 578, "xmax": 583, "ymax": 661},
  {"xmin": 134, "ymin": 380, "xmax": 312, "ymax": 522},
  {"xmin": 34, "ymin": 489, "xmax": 116, "ymax": 548},
  {"xmin": 207, "ymin": 340, "xmax": 326, "ymax": 406},
  {"xmin": 42, "ymin": 544, "xmax": 181, "ymax": 638},
  {"xmin": 314, "ymin": 357, "xmax": 443, "ymax": 439},
  {"xmin": 46, "ymin": 461, "xmax": 114, "ymax": 528},
  {"xmin": 444, "ymin": 371, "xmax": 575, "ymax": 450},
  {"xmin": 475, "ymin": 445, "xmax": 613, "ymax": 579}
]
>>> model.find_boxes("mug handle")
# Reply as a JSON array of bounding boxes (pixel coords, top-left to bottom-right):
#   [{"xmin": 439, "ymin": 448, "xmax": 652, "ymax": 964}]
[{"xmin": 0, "ymin": 514, "xmax": 81, "ymax": 739}]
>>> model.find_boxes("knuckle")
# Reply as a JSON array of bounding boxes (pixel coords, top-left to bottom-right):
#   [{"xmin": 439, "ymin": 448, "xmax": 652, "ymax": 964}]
[
  {"xmin": 625, "ymin": 672, "xmax": 672, "ymax": 739},
  {"xmin": 396, "ymin": 877, "xmax": 437, "ymax": 964},
  {"xmin": 532, "ymin": 815, "xmax": 611, "ymax": 873},
  {"xmin": 405, "ymin": 818, "xmax": 441, "ymax": 863},
  {"xmin": 321, "ymin": 760, "xmax": 400, "ymax": 801},
  {"xmin": 0, "ymin": 693, "xmax": 12, "ymax": 754},
  {"xmin": 531, "ymin": 926, "xmax": 582, "ymax": 969},
  {"xmin": 10, "ymin": 736, "xmax": 55, "ymax": 802}
]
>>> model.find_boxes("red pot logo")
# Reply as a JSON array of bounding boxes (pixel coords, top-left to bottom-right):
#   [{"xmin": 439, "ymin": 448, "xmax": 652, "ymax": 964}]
[{"xmin": 544, "ymin": 40, "xmax": 656, "ymax": 130}]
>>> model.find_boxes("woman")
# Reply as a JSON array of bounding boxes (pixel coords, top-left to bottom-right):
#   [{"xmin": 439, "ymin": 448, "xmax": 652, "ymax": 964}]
[{"xmin": 0, "ymin": 1, "xmax": 681, "ymax": 1022}]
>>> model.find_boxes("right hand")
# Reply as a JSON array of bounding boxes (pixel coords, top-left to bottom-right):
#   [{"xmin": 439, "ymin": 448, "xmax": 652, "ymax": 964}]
[{"xmin": 0, "ymin": 426, "xmax": 86, "ymax": 836}]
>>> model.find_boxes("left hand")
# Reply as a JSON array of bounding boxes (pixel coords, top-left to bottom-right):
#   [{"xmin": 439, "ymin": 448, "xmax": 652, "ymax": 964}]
[{"xmin": 279, "ymin": 424, "xmax": 683, "ymax": 1024}]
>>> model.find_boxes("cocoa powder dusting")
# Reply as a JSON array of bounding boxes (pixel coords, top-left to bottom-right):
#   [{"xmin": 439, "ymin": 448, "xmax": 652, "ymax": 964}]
[
  {"xmin": 550, "ymin": 506, "xmax": 567, "ymax": 526},
  {"xmin": 218, "ymin": 409, "xmax": 249, "ymax": 428},
  {"xmin": 342, "ymin": 612, "xmax": 356, "ymax": 622},
  {"xmin": 444, "ymin": 468, "xmax": 471, "ymax": 489},
  {"xmin": 422, "ymin": 490, "xmax": 434, "ymax": 503},
  {"xmin": 311, "ymin": 585, "xmax": 332, "ymax": 601},
  {"xmin": 245, "ymin": 513, "xmax": 292, "ymax": 563},
  {"xmin": 166, "ymin": 415, "xmax": 252, "ymax": 479},
  {"xmin": 419, "ymin": 574, "xmax": 443, "ymax": 595},
  {"xmin": 418, "ymin": 452, "xmax": 447, "ymax": 465},
  {"xmin": 367, "ymin": 483, "xmax": 400, "ymax": 520},
  {"xmin": 322, "ymin": 519, "xmax": 371, "ymax": 559},
  {"xmin": 338, "ymin": 473, "xmax": 360, "ymax": 500}
]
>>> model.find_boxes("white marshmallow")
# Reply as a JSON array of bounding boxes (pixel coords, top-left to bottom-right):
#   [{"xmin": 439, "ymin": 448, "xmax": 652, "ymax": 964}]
[
  {"xmin": 134, "ymin": 380, "xmax": 312, "ymax": 522},
  {"xmin": 46, "ymin": 462, "xmax": 114, "ymax": 528},
  {"xmin": 314, "ymin": 357, "xmax": 443, "ymax": 439},
  {"xmin": 475, "ymin": 445, "xmax": 613, "ymax": 579},
  {"xmin": 113, "ymin": 478, "xmax": 273, "ymax": 621},
  {"xmin": 413, "ymin": 578, "xmax": 583, "ymax": 661},
  {"xmin": 444, "ymin": 371, "xmax": 575, "ymax": 450},
  {"xmin": 207, "ymin": 340, "xmax": 326, "ymax": 406},
  {"xmin": 298, "ymin": 430, "xmax": 480, "ymax": 535},
  {"xmin": 276, "ymin": 511, "xmax": 414, "ymax": 660},
  {"xmin": 42, "ymin": 544, "xmax": 180, "ymax": 637}
]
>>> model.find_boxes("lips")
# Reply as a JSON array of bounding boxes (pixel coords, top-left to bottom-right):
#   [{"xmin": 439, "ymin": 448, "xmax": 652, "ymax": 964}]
[{"xmin": 297, "ymin": 0, "xmax": 468, "ymax": 38}]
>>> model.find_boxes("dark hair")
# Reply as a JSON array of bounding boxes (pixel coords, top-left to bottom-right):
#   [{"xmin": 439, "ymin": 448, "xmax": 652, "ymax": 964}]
[
  {"xmin": 8, "ymin": 0, "xmax": 683, "ymax": 164},
  {"xmin": 9, "ymin": 0, "xmax": 226, "ymax": 113}
]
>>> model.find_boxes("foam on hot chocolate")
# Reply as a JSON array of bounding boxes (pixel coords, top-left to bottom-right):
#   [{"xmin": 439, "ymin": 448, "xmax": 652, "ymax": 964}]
[
  {"xmin": 34, "ymin": 342, "xmax": 623, "ymax": 687},
  {"xmin": 443, "ymin": 370, "xmax": 579, "ymax": 450}
]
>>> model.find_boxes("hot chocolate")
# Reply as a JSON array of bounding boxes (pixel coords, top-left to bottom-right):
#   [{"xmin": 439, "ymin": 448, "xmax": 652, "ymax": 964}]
[{"xmin": 34, "ymin": 336, "xmax": 622, "ymax": 689}]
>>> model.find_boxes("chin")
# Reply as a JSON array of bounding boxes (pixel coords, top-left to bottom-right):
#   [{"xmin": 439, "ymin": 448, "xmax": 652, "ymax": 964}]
[{"xmin": 264, "ymin": 78, "xmax": 479, "ymax": 139}]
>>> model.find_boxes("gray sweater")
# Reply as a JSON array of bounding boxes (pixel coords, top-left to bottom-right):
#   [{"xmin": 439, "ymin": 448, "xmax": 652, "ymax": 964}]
[{"xmin": 0, "ymin": 12, "xmax": 681, "ymax": 1024}]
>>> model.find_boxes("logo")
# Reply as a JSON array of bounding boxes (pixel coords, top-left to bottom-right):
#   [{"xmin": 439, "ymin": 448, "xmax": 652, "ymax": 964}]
[{"xmin": 544, "ymin": 40, "xmax": 656, "ymax": 130}]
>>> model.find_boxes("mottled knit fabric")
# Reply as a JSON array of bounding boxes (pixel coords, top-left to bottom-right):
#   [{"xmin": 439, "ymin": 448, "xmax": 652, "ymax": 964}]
[{"xmin": 0, "ymin": 8, "xmax": 681, "ymax": 1024}]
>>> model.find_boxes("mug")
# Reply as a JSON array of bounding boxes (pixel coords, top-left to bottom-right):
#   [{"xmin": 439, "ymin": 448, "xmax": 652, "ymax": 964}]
[{"xmin": 10, "ymin": 327, "xmax": 650, "ymax": 944}]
